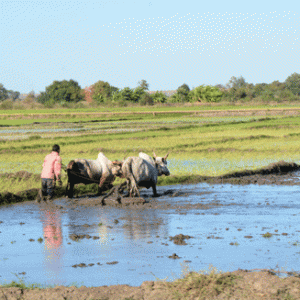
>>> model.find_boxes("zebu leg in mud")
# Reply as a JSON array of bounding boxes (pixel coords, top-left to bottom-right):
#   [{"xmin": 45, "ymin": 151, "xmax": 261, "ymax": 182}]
[
  {"xmin": 97, "ymin": 173, "xmax": 110, "ymax": 195},
  {"xmin": 67, "ymin": 182, "xmax": 74, "ymax": 199},
  {"xmin": 151, "ymin": 181, "xmax": 158, "ymax": 197},
  {"xmin": 66, "ymin": 160, "xmax": 77, "ymax": 198}
]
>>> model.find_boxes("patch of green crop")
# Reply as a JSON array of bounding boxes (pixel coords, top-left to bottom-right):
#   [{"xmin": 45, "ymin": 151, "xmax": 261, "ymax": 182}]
[
  {"xmin": 0, "ymin": 177, "xmax": 40, "ymax": 194},
  {"xmin": 1, "ymin": 111, "xmax": 300, "ymax": 192}
]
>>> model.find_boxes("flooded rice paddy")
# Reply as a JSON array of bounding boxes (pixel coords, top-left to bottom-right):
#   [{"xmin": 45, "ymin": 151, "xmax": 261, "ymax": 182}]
[
  {"xmin": 169, "ymin": 158, "xmax": 300, "ymax": 176},
  {"xmin": 2, "ymin": 112, "xmax": 300, "ymax": 289},
  {"xmin": 0, "ymin": 115, "xmax": 272, "ymax": 141},
  {"xmin": 1, "ymin": 181, "xmax": 300, "ymax": 287}
]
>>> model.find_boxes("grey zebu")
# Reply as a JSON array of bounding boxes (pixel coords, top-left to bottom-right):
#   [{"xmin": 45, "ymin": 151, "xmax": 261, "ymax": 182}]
[
  {"xmin": 66, "ymin": 152, "xmax": 122, "ymax": 198},
  {"xmin": 121, "ymin": 152, "xmax": 170, "ymax": 197}
]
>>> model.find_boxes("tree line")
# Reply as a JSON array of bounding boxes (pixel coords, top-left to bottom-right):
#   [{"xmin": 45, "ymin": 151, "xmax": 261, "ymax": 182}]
[{"xmin": 1, "ymin": 73, "xmax": 300, "ymax": 108}]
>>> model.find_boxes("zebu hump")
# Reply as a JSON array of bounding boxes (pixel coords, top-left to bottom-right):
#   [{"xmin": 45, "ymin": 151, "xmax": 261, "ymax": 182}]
[{"xmin": 138, "ymin": 152, "xmax": 155, "ymax": 166}]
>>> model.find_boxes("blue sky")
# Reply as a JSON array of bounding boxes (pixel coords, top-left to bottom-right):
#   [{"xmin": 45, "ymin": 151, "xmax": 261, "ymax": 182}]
[{"xmin": 0, "ymin": 0, "xmax": 299, "ymax": 93}]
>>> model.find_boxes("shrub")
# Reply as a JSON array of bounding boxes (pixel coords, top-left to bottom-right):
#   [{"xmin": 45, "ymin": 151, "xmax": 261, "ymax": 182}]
[
  {"xmin": 152, "ymin": 91, "xmax": 167, "ymax": 103},
  {"xmin": 0, "ymin": 99, "xmax": 13, "ymax": 110},
  {"xmin": 261, "ymin": 90, "xmax": 275, "ymax": 102},
  {"xmin": 139, "ymin": 93, "xmax": 154, "ymax": 105},
  {"xmin": 285, "ymin": 72, "xmax": 300, "ymax": 95},
  {"xmin": 190, "ymin": 85, "xmax": 223, "ymax": 103}
]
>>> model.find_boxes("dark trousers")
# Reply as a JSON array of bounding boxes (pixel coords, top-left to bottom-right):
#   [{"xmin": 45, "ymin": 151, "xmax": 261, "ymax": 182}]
[{"xmin": 41, "ymin": 178, "xmax": 55, "ymax": 199}]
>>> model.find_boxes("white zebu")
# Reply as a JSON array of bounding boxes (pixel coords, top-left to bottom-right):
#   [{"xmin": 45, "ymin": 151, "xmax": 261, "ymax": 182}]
[
  {"xmin": 66, "ymin": 152, "xmax": 122, "ymax": 198},
  {"xmin": 121, "ymin": 152, "xmax": 170, "ymax": 197}
]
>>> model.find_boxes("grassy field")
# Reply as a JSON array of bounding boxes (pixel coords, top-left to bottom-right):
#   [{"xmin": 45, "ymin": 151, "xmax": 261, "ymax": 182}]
[
  {"xmin": 1, "ymin": 102, "xmax": 300, "ymax": 122},
  {"xmin": 1, "ymin": 105, "xmax": 300, "ymax": 194}
]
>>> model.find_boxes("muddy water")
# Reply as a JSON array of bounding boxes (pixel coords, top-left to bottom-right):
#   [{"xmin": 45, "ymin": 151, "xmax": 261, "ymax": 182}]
[{"xmin": 1, "ymin": 182, "xmax": 300, "ymax": 288}]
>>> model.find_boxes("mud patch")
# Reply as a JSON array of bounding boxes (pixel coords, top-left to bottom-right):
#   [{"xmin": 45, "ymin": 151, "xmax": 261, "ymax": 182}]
[
  {"xmin": 69, "ymin": 182, "xmax": 147, "ymax": 208},
  {"xmin": 169, "ymin": 234, "xmax": 193, "ymax": 245},
  {"xmin": 222, "ymin": 161, "xmax": 300, "ymax": 178},
  {"xmin": 2, "ymin": 160, "xmax": 300, "ymax": 207},
  {"xmin": 217, "ymin": 160, "xmax": 300, "ymax": 186},
  {"xmin": 72, "ymin": 263, "xmax": 90, "ymax": 268},
  {"xmin": 168, "ymin": 253, "xmax": 181, "ymax": 259},
  {"xmin": 69, "ymin": 234, "xmax": 99, "ymax": 241},
  {"xmin": 106, "ymin": 261, "xmax": 119, "ymax": 265},
  {"xmin": 1, "ymin": 270, "xmax": 300, "ymax": 300},
  {"xmin": 76, "ymin": 195, "xmax": 146, "ymax": 208}
]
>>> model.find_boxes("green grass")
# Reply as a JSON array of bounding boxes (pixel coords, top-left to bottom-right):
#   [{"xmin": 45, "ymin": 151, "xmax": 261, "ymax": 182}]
[
  {"xmin": 262, "ymin": 232, "xmax": 273, "ymax": 238},
  {"xmin": 1, "ymin": 103, "xmax": 300, "ymax": 125},
  {"xmin": 1, "ymin": 101, "xmax": 300, "ymax": 115},
  {"xmin": 1, "ymin": 109, "xmax": 300, "ymax": 194},
  {"xmin": 0, "ymin": 177, "xmax": 41, "ymax": 193},
  {"xmin": 151, "ymin": 264, "xmax": 240, "ymax": 299},
  {"xmin": 0, "ymin": 273, "xmax": 84, "ymax": 290}
]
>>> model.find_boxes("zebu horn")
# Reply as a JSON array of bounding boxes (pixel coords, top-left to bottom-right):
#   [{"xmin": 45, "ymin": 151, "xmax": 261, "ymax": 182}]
[
  {"xmin": 153, "ymin": 151, "xmax": 157, "ymax": 158},
  {"xmin": 164, "ymin": 152, "xmax": 169, "ymax": 160}
]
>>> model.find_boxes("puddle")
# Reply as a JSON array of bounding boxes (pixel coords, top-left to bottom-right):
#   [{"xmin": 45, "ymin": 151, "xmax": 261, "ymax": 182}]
[{"xmin": 1, "ymin": 183, "xmax": 300, "ymax": 287}]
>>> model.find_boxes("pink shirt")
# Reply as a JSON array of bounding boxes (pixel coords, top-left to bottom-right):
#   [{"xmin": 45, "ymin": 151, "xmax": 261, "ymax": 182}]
[{"xmin": 41, "ymin": 151, "xmax": 62, "ymax": 179}]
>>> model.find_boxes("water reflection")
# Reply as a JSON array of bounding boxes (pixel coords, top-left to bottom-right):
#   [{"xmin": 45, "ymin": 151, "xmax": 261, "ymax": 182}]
[
  {"xmin": 41, "ymin": 210, "xmax": 63, "ymax": 249},
  {"xmin": 39, "ymin": 208, "xmax": 64, "ymax": 283},
  {"xmin": 66, "ymin": 206, "xmax": 168, "ymax": 242},
  {"xmin": 1, "ymin": 183, "xmax": 300, "ymax": 287},
  {"xmin": 67, "ymin": 207, "xmax": 110, "ymax": 244},
  {"xmin": 121, "ymin": 210, "xmax": 168, "ymax": 240}
]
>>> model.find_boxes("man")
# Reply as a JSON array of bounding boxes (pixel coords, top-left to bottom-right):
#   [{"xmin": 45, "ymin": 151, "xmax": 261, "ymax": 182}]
[{"xmin": 36, "ymin": 144, "xmax": 62, "ymax": 202}]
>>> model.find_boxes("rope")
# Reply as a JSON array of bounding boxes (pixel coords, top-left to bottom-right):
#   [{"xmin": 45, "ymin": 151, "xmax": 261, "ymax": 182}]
[
  {"xmin": 66, "ymin": 168, "xmax": 103, "ymax": 184},
  {"xmin": 65, "ymin": 165, "xmax": 125, "ymax": 184}
]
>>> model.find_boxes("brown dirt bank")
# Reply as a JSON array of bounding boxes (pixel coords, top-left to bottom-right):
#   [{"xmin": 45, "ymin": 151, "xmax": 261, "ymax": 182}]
[
  {"xmin": 174, "ymin": 160, "xmax": 300, "ymax": 186},
  {"xmin": 1, "ymin": 161, "xmax": 300, "ymax": 206},
  {"xmin": 1, "ymin": 270, "xmax": 300, "ymax": 299},
  {"xmin": 217, "ymin": 160, "xmax": 300, "ymax": 186}
]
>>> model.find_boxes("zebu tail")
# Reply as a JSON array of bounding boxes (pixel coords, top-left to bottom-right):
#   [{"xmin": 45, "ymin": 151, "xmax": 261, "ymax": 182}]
[{"xmin": 124, "ymin": 158, "xmax": 140, "ymax": 197}]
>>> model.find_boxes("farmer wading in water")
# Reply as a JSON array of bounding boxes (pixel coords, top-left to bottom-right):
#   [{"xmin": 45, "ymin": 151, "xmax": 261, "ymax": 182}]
[{"xmin": 36, "ymin": 144, "xmax": 62, "ymax": 202}]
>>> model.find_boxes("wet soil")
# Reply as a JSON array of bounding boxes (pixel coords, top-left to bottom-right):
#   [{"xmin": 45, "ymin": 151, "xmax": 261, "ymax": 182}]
[
  {"xmin": 1, "ymin": 270, "xmax": 300, "ymax": 299},
  {"xmin": 1, "ymin": 161, "xmax": 300, "ymax": 207}
]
